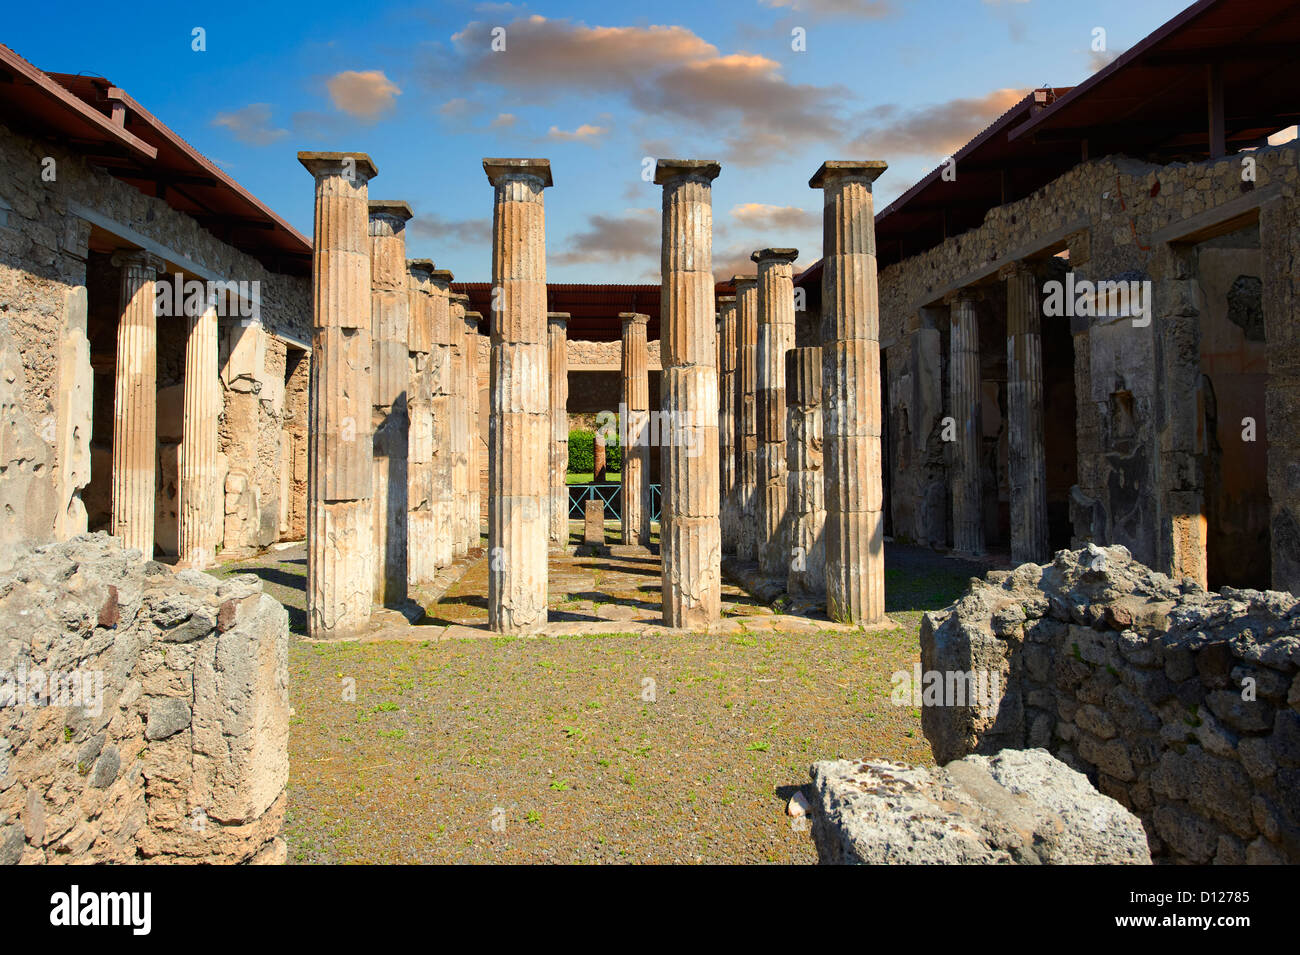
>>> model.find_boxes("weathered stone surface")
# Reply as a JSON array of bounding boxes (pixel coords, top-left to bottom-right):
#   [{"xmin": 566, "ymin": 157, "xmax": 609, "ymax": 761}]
[
  {"xmin": 619, "ymin": 313, "xmax": 651, "ymax": 547},
  {"xmin": 548, "ymin": 313, "xmax": 570, "ymax": 545},
  {"xmin": 717, "ymin": 296, "xmax": 738, "ymax": 554},
  {"xmin": 754, "ymin": 248, "xmax": 798, "ymax": 578},
  {"xmin": 485, "ymin": 159, "xmax": 551, "ymax": 632},
  {"xmin": 947, "ymin": 291, "xmax": 984, "ymax": 557},
  {"xmin": 1004, "ymin": 262, "xmax": 1049, "ymax": 565},
  {"xmin": 369, "ymin": 200, "xmax": 412, "ymax": 608},
  {"xmin": 920, "ymin": 542, "xmax": 1300, "ymax": 863},
  {"xmin": 299, "ymin": 151, "xmax": 377, "ymax": 638},
  {"xmin": 810, "ymin": 748, "xmax": 1151, "ymax": 864},
  {"xmin": 0, "ymin": 533, "xmax": 288, "ymax": 863},
  {"xmin": 583, "ymin": 499, "xmax": 605, "ymax": 547},
  {"xmin": 811, "ymin": 161, "xmax": 887, "ymax": 624},
  {"xmin": 733, "ymin": 276, "xmax": 759, "ymax": 563},
  {"xmin": 657, "ymin": 160, "xmax": 722, "ymax": 628},
  {"xmin": 786, "ymin": 347, "xmax": 825, "ymax": 596},
  {"xmin": 110, "ymin": 250, "xmax": 164, "ymax": 558}
]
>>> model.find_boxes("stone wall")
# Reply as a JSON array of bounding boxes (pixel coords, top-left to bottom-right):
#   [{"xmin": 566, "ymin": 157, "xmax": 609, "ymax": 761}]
[
  {"xmin": 877, "ymin": 143, "xmax": 1300, "ymax": 590},
  {"xmin": 920, "ymin": 543, "xmax": 1300, "ymax": 864},
  {"xmin": 0, "ymin": 120, "xmax": 310, "ymax": 566},
  {"xmin": 0, "ymin": 533, "xmax": 288, "ymax": 863}
]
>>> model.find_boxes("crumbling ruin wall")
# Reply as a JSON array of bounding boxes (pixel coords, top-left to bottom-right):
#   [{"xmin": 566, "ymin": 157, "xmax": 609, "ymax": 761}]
[
  {"xmin": 920, "ymin": 544, "xmax": 1300, "ymax": 864},
  {"xmin": 0, "ymin": 120, "xmax": 309, "ymax": 565},
  {"xmin": 876, "ymin": 144, "xmax": 1300, "ymax": 585},
  {"xmin": 0, "ymin": 533, "xmax": 288, "ymax": 863}
]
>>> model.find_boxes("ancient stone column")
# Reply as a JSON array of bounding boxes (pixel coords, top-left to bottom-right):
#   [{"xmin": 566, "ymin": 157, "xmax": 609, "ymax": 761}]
[
  {"xmin": 484, "ymin": 158, "xmax": 552, "ymax": 632},
  {"xmin": 619, "ymin": 311, "xmax": 651, "ymax": 547},
  {"xmin": 298, "ymin": 151, "xmax": 377, "ymax": 638},
  {"xmin": 733, "ymin": 274, "xmax": 759, "ymax": 562},
  {"xmin": 464, "ymin": 309, "xmax": 483, "ymax": 551},
  {"xmin": 656, "ymin": 159, "xmax": 722, "ymax": 628},
  {"xmin": 717, "ymin": 295, "xmax": 738, "ymax": 554},
  {"xmin": 754, "ymin": 247, "xmax": 798, "ymax": 577},
  {"xmin": 177, "ymin": 287, "xmax": 221, "ymax": 568},
  {"xmin": 547, "ymin": 312, "xmax": 570, "ymax": 546},
  {"xmin": 787, "ymin": 346, "xmax": 825, "ymax": 597},
  {"xmin": 110, "ymin": 250, "xmax": 163, "ymax": 557},
  {"xmin": 407, "ymin": 258, "xmax": 436, "ymax": 587},
  {"xmin": 368, "ymin": 200, "xmax": 412, "ymax": 606},
  {"xmin": 429, "ymin": 269, "xmax": 456, "ymax": 568},
  {"xmin": 946, "ymin": 290, "xmax": 985, "ymax": 557},
  {"xmin": 448, "ymin": 292, "xmax": 470, "ymax": 560},
  {"xmin": 811, "ymin": 160, "xmax": 887, "ymax": 625},
  {"xmin": 1004, "ymin": 261, "xmax": 1049, "ymax": 564}
]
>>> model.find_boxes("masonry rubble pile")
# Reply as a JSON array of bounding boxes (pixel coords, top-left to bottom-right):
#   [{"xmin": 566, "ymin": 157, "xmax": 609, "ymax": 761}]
[
  {"xmin": 0, "ymin": 533, "xmax": 288, "ymax": 864},
  {"xmin": 920, "ymin": 543, "xmax": 1300, "ymax": 864}
]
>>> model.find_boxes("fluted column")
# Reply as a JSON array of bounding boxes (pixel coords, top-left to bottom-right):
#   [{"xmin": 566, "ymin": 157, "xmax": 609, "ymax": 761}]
[
  {"xmin": 787, "ymin": 346, "xmax": 825, "ymax": 597},
  {"xmin": 619, "ymin": 312, "xmax": 651, "ymax": 546},
  {"xmin": 464, "ymin": 309, "xmax": 483, "ymax": 552},
  {"xmin": 733, "ymin": 275, "xmax": 759, "ymax": 562},
  {"xmin": 656, "ymin": 159, "xmax": 722, "ymax": 628},
  {"xmin": 754, "ymin": 247, "xmax": 798, "ymax": 577},
  {"xmin": 110, "ymin": 250, "xmax": 163, "ymax": 557},
  {"xmin": 429, "ymin": 269, "xmax": 456, "ymax": 568},
  {"xmin": 1004, "ymin": 261, "xmax": 1049, "ymax": 564},
  {"xmin": 299, "ymin": 151, "xmax": 378, "ymax": 638},
  {"xmin": 811, "ymin": 160, "xmax": 887, "ymax": 624},
  {"xmin": 368, "ymin": 200, "xmax": 412, "ymax": 606},
  {"xmin": 448, "ymin": 292, "xmax": 470, "ymax": 560},
  {"xmin": 177, "ymin": 286, "xmax": 221, "ymax": 568},
  {"xmin": 485, "ymin": 158, "xmax": 552, "ymax": 632},
  {"xmin": 717, "ymin": 295, "xmax": 737, "ymax": 554},
  {"xmin": 407, "ymin": 258, "xmax": 436, "ymax": 587},
  {"xmin": 946, "ymin": 290, "xmax": 985, "ymax": 557},
  {"xmin": 548, "ymin": 312, "xmax": 570, "ymax": 546}
]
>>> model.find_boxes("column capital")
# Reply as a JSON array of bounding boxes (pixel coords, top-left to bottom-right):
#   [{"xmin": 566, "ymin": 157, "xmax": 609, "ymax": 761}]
[
  {"xmin": 407, "ymin": 258, "xmax": 436, "ymax": 281},
  {"xmin": 464, "ymin": 310, "xmax": 483, "ymax": 329},
  {"xmin": 942, "ymin": 286, "xmax": 982, "ymax": 306},
  {"xmin": 450, "ymin": 292, "xmax": 471, "ymax": 310},
  {"xmin": 731, "ymin": 274, "xmax": 757, "ymax": 291},
  {"xmin": 997, "ymin": 259, "xmax": 1040, "ymax": 282},
  {"xmin": 809, "ymin": 160, "xmax": 887, "ymax": 189},
  {"xmin": 111, "ymin": 249, "xmax": 165, "ymax": 274},
  {"xmin": 618, "ymin": 312, "xmax": 648, "ymax": 328},
  {"xmin": 297, "ymin": 151, "xmax": 378, "ymax": 182},
  {"xmin": 368, "ymin": 200, "xmax": 414, "ymax": 224},
  {"xmin": 653, "ymin": 159, "xmax": 721, "ymax": 185},
  {"xmin": 430, "ymin": 269, "xmax": 454, "ymax": 288},
  {"xmin": 548, "ymin": 312, "xmax": 570, "ymax": 328},
  {"xmin": 483, "ymin": 157, "xmax": 553, "ymax": 187},
  {"xmin": 716, "ymin": 295, "xmax": 736, "ymax": 306},
  {"xmin": 751, "ymin": 247, "xmax": 799, "ymax": 265}
]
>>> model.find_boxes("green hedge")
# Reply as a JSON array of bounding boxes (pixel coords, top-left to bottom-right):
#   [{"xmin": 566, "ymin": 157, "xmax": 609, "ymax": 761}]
[{"xmin": 568, "ymin": 429, "xmax": 621, "ymax": 475}]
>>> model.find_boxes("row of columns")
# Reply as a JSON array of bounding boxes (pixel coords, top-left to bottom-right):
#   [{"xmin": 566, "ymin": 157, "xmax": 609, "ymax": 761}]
[
  {"xmin": 296, "ymin": 151, "xmax": 887, "ymax": 634},
  {"xmin": 941, "ymin": 263, "xmax": 1051, "ymax": 568},
  {"xmin": 298, "ymin": 152, "xmax": 483, "ymax": 637}
]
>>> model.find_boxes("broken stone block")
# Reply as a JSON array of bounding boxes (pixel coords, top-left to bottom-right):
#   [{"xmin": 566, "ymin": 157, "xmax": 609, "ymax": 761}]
[{"xmin": 809, "ymin": 748, "xmax": 1151, "ymax": 864}]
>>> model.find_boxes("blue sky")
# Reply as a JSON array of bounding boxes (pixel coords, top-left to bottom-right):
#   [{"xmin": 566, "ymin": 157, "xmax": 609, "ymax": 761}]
[{"xmin": 11, "ymin": 0, "xmax": 1191, "ymax": 282}]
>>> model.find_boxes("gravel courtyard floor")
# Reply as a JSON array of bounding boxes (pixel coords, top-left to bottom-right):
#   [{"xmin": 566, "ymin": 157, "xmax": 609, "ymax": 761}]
[{"xmin": 219, "ymin": 537, "xmax": 993, "ymax": 864}]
